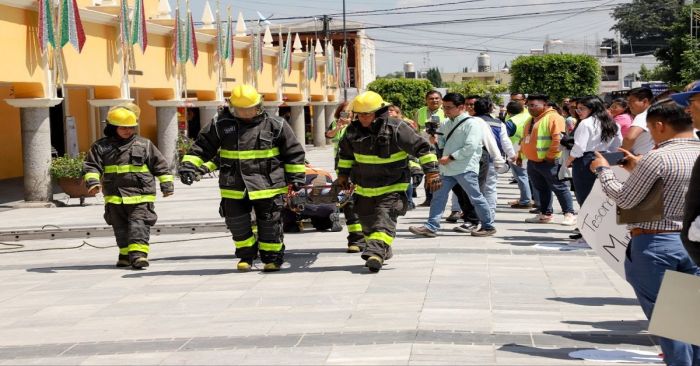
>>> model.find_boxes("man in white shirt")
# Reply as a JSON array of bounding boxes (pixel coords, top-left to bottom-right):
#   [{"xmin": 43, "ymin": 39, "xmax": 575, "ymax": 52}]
[{"xmin": 622, "ymin": 87, "xmax": 655, "ymax": 155}]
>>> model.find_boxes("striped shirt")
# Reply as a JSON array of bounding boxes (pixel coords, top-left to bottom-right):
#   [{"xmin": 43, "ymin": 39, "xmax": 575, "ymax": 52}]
[{"xmin": 598, "ymin": 138, "xmax": 700, "ymax": 231}]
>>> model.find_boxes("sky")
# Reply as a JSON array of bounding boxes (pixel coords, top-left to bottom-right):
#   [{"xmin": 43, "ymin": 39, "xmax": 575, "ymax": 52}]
[{"xmin": 177, "ymin": 0, "xmax": 623, "ymax": 76}]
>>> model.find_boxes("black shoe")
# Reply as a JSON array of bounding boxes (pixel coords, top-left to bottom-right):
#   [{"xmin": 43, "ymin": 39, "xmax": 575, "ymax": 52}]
[
  {"xmin": 409, "ymin": 226, "xmax": 437, "ymax": 238},
  {"xmin": 529, "ymin": 208, "xmax": 541, "ymax": 214},
  {"xmin": 366, "ymin": 256, "xmax": 383, "ymax": 273},
  {"xmin": 116, "ymin": 255, "xmax": 130, "ymax": 268},
  {"xmin": 445, "ymin": 211, "xmax": 461, "ymax": 223},
  {"xmin": 131, "ymin": 256, "xmax": 149, "ymax": 269},
  {"xmin": 329, "ymin": 213, "xmax": 343, "ymax": 232},
  {"xmin": 471, "ymin": 227, "xmax": 497, "ymax": 237},
  {"xmin": 453, "ymin": 222, "xmax": 478, "ymax": 233},
  {"xmin": 509, "ymin": 178, "xmax": 518, "ymax": 184},
  {"xmin": 569, "ymin": 233, "xmax": 583, "ymax": 240},
  {"xmin": 418, "ymin": 200, "xmax": 431, "ymax": 207}
]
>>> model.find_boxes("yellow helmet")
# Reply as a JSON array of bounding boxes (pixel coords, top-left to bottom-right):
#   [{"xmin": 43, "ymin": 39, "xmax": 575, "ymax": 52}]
[
  {"xmin": 106, "ymin": 103, "xmax": 140, "ymax": 127},
  {"xmin": 229, "ymin": 84, "xmax": 262, "ymax": 109},
  {"xmin": 351, "ymin": 91, "xmax": 389, "ymax": 114}
]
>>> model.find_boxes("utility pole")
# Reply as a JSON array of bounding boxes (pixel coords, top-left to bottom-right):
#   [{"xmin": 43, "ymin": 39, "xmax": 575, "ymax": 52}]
[
  {"xmin": 322, "ymin": 15, "xmax": 331, "ymax": 41},
  {"xmin": 342, "ymin": 0, "xmax": 347, "ymax": 101}
]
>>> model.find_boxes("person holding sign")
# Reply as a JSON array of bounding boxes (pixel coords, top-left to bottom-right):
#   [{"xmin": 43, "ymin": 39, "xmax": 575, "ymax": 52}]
[{"xmin": 590, "ymin": 100, "xmax": 700, "ymax": 366}]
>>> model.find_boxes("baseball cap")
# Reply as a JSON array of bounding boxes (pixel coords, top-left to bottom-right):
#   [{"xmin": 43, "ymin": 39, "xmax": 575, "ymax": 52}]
[{"xmin": 671, "ymin": 81, "xmax": 700, "ymax": 107}]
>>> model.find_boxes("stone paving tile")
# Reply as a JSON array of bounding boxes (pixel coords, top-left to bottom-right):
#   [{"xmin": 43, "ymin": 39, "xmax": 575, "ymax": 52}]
[
  {"xmin": 325, "ymin": 343, "xmax": 413, "ymax": 365},
  {"xmin": 408, "ymin": 344, "xmax": 496, "ymax": 365},
  {"xmin": 239, "ymin": 346, "xmax": 333, "ymax": 365},
  {"xmin": 79, "ymin": 352, "xmax": 170, "ymax": 365},
  {"xmin": 159, "ymin": 349, "xmax": 254, "ymax": 365}
]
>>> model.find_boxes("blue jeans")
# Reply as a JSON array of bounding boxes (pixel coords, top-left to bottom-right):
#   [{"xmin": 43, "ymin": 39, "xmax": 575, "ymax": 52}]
[
  {"xmin": 510, "ymin": 161, "xmax": 532, "ymax": 205},
  {"xmin": 625, "ymin": 233, "xmax": 700, "ymax": 366},
  {"xmin": 424, "ymin": 172, "xmax": 494, "ymax": 232},
  {"xmin": 450, "ymin": 192, "xmax": 460, "ymax": 211},
  {"xmin": 572, "ymin": 152, "xmax": 597, "ymax": 207},
  {"xmin": 527, "ymin": 160, "xmax": 575, "ymax": 215},
  {"xmin": 406, "ymin": 184, "xmax": 414, "ymax": 207}
]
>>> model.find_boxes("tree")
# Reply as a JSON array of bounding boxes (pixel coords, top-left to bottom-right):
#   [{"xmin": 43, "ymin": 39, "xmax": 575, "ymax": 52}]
[
  {"xmin": 426, "ymin": 67, "xmax": 442, "ymax": 87},
  {"xmin": 509, "ymin": 54, "xmax": 600, "ymax": 102},
  {"xmin": 610, "ymin": 0, "xmax": 683, "ymax": 54},
  {"xmin": 444, "ymin": 80, "xmax": 508, "ymax": 105},
  {"xmin": 366, "ymin": 78, "xmax": 434, "ymax": 117},
  {"xmin": 378, "ymin": 71, "xmax": 404, "ymax": 79},
  {"xmin": 654, "ymin": 5, "xmax": 700, "ymax": 86}
]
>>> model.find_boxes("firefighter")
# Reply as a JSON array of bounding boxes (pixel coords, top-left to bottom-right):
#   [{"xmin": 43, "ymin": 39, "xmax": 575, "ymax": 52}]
[
  {"xmin": 335, "ymin": 91, "xmax": 442, "ymax": 272},
  {"xmin": 83, "ymin": 103, "xmax": 174, "ymax": 269},
  {"xmin": 178, "ymin": 85, "xmax": 306, "ymax": 272}
]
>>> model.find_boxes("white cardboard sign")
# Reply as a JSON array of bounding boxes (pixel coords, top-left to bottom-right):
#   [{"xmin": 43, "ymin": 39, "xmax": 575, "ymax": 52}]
[{"xmin": 577, "ymin": 167, "xmax": 631, "ymax": 280}]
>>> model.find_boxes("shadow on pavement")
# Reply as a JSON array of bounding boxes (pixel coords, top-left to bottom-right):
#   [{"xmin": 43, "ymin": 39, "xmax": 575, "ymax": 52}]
[
  {"xmin": 543, "ymin": 330, "xmax": 656, "ymax": 346},
  {"xmin": 497, "ymin": 344, "xmax": 582, "ymax": 360},
  {"xmin": 547, "ymin": 297, "xmax": 639, "ymax": 307},
  {"xmin": 26, "ymin": 264, "xmax": 117, "ymax": 273},
  {"xmin": 562, "ymin": 320, "xmax": 648, "ymax": 333}
]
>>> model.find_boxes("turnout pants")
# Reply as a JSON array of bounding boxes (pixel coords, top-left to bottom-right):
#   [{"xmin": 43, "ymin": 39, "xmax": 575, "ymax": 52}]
[
  {"xmin": 222, "ymin": 195, "xmax": 285, "ymax": 265},
  {"xmin": 342, "ymin": 199, "xmax": 365, "ymax": 248},
  {"xmin": 104, "ymin": 202, "xmax": 157, "ymax": 260},
  {"xmin": 354, "ymin": 192, "xmax": 407, "ymax": 261}
]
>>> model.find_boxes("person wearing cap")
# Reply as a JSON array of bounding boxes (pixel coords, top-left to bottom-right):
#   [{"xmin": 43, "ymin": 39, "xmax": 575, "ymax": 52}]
[
  {"xmin": 335, "ymin": 91, "xmax": 441, "ymax": 272},
  {"xmin": 178, "ymin": 85, "xmax": 306, "ymax": 272},
  {"xmin": 672, "ymin": 81, "xmax": 700, "ymax": 265},
  {"xmin": 83, "ymin": 103, "xmax": 174, "ymax": 269}
]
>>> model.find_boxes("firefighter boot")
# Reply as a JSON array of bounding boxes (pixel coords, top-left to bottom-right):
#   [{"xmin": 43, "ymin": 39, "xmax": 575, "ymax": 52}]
[
  {"xmin": 116, "ymin": 254, "xmax": 130, "ymax": 268},
  {"xmin": 366, "ymin": 256, "xmax": 383, "ymax": 273},
  {"xmin": 237, "ymin": 258, "xmax": 253, "ymax": 272},
  {"xmin": 347, "ymin": 244, "xmax": 361, "ymax": 253},
  {"xmin": 263, "ymin": 262, "xmax": 282, "ymax": 272},
  {"xmin": 130, "ymin": 252, "xmax": 149, "ymax": 269}
]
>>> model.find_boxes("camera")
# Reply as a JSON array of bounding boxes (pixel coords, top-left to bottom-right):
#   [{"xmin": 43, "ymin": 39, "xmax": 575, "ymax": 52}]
[{"xmin": 425, "ymin": 115, "xmax": 440, "ymax": 135}]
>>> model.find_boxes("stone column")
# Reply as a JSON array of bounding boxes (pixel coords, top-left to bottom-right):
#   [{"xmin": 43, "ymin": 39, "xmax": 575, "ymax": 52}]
[
  {"xmin": 311, "ymin": 104, "xmax": 326, "ymax": 147},
  {"xmin": 289, "ymin": 104, "xmax": 306, "ymax": 145},
  {"xmin": 156, "ymin": 107, "xmax": 179, "ymax": 171},
  {"xmin": 199, "ymin": 106, "xmax": 218, "ymax": 131},
  {"xmin": 5, "ymin": 98, "xmax": 63, "ymax": 204},
  {"xmin": 325, "ymin": 103, "xmax": 337, "ymax": 145},
  {"xmin": 263, "ymin": 106, "xmax": 279, "ymax": 116}
]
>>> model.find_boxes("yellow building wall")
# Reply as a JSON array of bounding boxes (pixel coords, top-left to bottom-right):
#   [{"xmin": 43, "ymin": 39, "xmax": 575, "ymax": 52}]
[
  {"xmin": 0, "ymin": 6, "xmax": 46, "ymax": 90},
  {"xmin": 183, "ymin": 42, "xmax": 216, "ymax": 93},
  {"xmin": 66, "ymin": 87, "xmax": 91, "ymax": 152},
  {"xmin": 0, "ymin": 87, "xmax": 23, "ymax": 179},
  {"xmin": 257, "ymin": 54, "xmax": 277, "ymax": 96},
  {"xmin": 130, "ymin": 33, "xmax": 175, "ymax": 92},
  {"xmin": 309, "ymin": 61, "xmax": 325, "ymax": 101},
  {"xmin": 282, "ymin": 61, "xmax": 304, "ymax": 102},
  {"xmin": 221, "ymin": 48, "xmax": 246, "ymax": 94},
  {"xmin": 62, "ymin": 22, "xmax": 121, "ymax": 87}
]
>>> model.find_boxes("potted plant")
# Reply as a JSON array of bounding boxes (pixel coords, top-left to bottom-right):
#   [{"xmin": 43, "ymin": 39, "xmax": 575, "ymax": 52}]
[{"xmin": 50, "ymin": 153, "xmax": 96, "ymax": 205}]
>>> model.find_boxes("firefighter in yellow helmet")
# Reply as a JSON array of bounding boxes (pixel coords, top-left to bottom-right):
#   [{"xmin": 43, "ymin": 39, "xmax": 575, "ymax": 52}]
[
  {"xmin": 335, "ymin": 91, "xmax": 442, "ymax": 272},
  {"xmin": 178, "ymin": 85, "xmax": 306, "ymax": 272},
  {"xmin": 83, "ymin": 102, "xmax": 174, "ymax": 269}
]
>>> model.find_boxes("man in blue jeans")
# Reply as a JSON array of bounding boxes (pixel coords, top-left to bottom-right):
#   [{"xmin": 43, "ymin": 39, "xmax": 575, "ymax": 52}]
[
  {"xmin": 590, "ymin": 100, "xmax": 700, "ymax": 366},
  {"xmin": 409, "ymin": 93, "xmax": 496, "ymax": 238}
]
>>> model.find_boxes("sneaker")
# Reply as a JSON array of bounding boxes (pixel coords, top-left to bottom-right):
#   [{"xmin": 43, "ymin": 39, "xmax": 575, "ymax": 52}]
[
  {"xmin": 509, "ymin": 178, "xmax": 518, "ymax": 184},
  {"xmin": 347, "ymin": 244, "xmax": 361, "ymax": 253},
  {"xmin": 237, "ymin": 259, "xmax": 253, "ymax": 272},
  {"xmin": 329, "ymin": 213, "xmax": 343, "ymax": 232},
  {"xmin": 510, "ymin": 202, "xmax": 534, "ymax": 209},
  {"xmin": 561, "ymin": 213, "xmax": 577, "ymax": 226},
  {"xmin": 471, "ymin": 227, "xmax": 497, "ymax": 237},
  {"xmin": 131, "ymin": 257, "xmax": 149, "ymax": 269},
  {"xmin": 418, "ymin": 200, "xmax": 431, "ymax": 207},
  {"xmin": 569, "ymin": 232, "xmax": 583, "ymax": 240},
  {"xmin": 445, "ymin": 211, "xmax": 462, "ymax": 223},
  {"xmin": 116, "ymin": 255, "xmax": 130, "ymax": 268},
  {"xmin": 529, "ymin": 208, "xmax": 541, "ymax": 214},
  {"xmin": 525, "ymin": 214, "xmax": 553, "ymax": 224},
  {"xmin": 453, "ymin": 222, "xmax": 478, "ymax": 233},
  {"xmin": 263, "ymin": 263, "xmax": 282, "ymax": 272},
  {"xmin": 409, "ymin": 226, "xmax": 437, "ymax": 238},
  {"xmin": 366, "ymin": 256, "xmax": 383, "ymax": 273}
]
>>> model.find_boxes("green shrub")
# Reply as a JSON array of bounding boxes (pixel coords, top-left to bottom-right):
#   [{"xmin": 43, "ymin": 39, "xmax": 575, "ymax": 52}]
[
  {"xmin": 510, "ymin": 54, "xmax": 600, "ymax": 102},
  {"xmin": 367, "ymin": 78, "xmax": 434, "ymax": 118},
  {"xmin": 50, "ymin": 153, "xmax": 85, "ymax": 179}
]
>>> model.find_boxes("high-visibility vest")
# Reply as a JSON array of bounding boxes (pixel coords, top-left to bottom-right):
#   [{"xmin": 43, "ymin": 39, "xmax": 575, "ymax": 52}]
[
  {"xmin": 508, "ymin": 111, "xmax": 531, "ymax": 146},
  {"xmin": 415, "ymin": 107, "xmax": 445, "ymax": 131},
  {"xmin": 529, "ymin": 111, "xmax": 560, "ymax": 160}
]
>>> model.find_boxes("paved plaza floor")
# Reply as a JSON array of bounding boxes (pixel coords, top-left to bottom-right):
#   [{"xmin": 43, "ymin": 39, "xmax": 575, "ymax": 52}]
[{"xmin": 0, "ymin": 146, "xmax": 659, "ymax": 365}]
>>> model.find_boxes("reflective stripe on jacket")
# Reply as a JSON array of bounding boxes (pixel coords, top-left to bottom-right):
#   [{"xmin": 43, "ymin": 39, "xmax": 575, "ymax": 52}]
[
  {"xmin": 83, "ymin": 135, "xmax": 174, "ymax": 204},
  {"xmin": 181, "ymin": 109, "xmax": 305, "ymax": 200},
  {"xmin": 337, "ymin": 111, "xmax": 438, "ymax": 197}
]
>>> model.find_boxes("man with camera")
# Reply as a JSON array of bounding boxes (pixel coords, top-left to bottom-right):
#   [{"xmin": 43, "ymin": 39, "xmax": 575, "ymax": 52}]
[
  {"xmin": 590, "ymin": 100, "xmax": 700, "ymax": 366},
  {"xmin": 409, "ymin": 93, "xmax": 496, "ymax": 238},
  {"xmin": 414, "ymin": 91, "xmax": 445, "ymax": 207}
]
